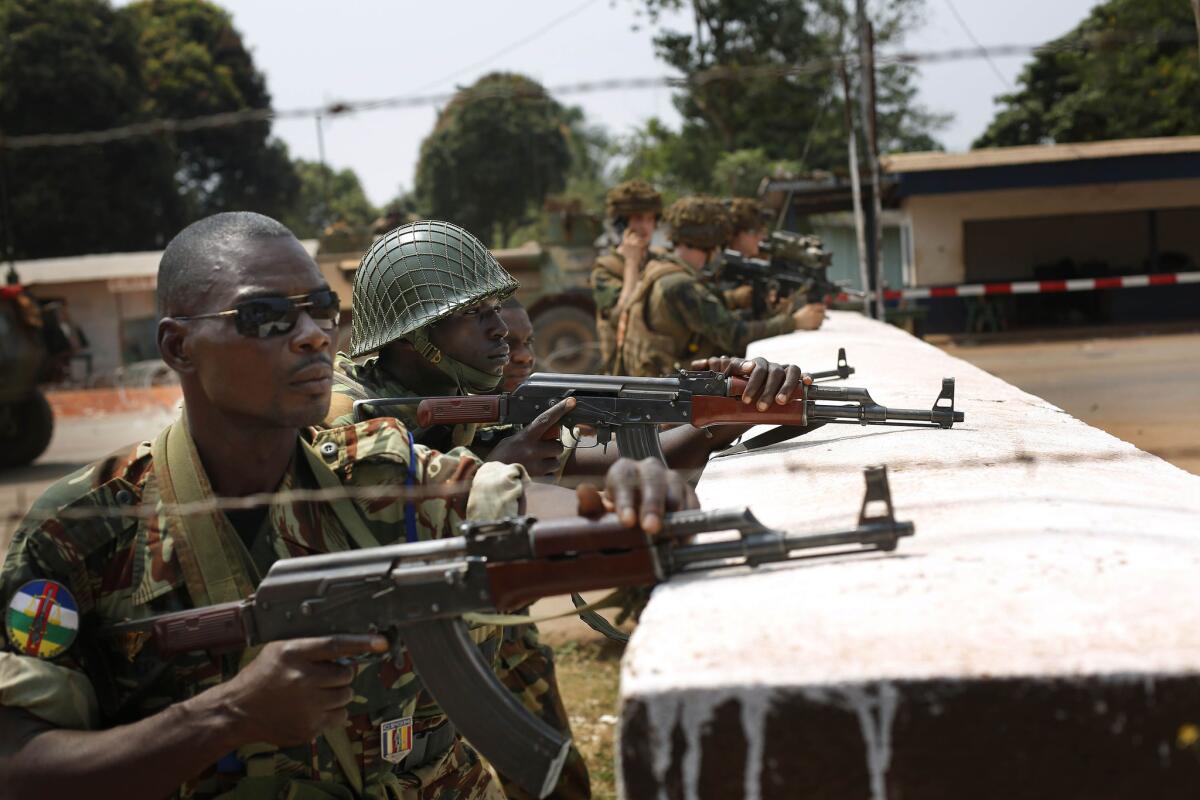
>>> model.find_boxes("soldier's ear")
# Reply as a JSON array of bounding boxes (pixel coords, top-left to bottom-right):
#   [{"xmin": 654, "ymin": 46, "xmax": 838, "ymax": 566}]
[{"xmin": 158, "ymin": 318, "xmax": 195, "ymax": 374}]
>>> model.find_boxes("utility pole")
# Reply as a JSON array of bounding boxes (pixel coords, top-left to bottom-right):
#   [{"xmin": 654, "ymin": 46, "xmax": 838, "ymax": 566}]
[
  {"xmin": 841, "ymin": 63, "xmax": 872, "ymax": 318},
  {"xmin": 315, "ymin": 112, "xmax": 332, "ymax": 231},
  {"xmin": 1192, "ymin": 0, "xmax": 1200, "ymax": 68},
  {"xmin": 855, "ymin": 0, "xmax": 886, "ymax": 320}
]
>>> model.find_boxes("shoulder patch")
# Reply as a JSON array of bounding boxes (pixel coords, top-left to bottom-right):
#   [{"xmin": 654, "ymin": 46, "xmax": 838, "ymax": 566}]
[{"xmin": 6, "ymin": 579, "xmax": 79, "ymax": 659}]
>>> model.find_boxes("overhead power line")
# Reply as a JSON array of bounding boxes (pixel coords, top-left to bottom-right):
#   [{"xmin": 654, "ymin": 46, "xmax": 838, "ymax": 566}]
[
  {"xmin": 945, "ymin": 0, "xmax": 1012, "ymax": 89},
  {"xmin": 411, "ymin": 0, "xmax": 602, "ymax": 94},
  {"xmin": 3, "ymin": 29, "xmax": 1195, "ymax": 152}
]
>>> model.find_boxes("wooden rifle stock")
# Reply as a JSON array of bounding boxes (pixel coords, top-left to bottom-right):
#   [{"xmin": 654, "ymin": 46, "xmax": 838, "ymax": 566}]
[
  {"xmin": 417, "ymin": 395, "xmax": 502, "ymax": 427},
  {"xmin": 484, "ymin": 515, "xmax": 659, "ymax": 610},
  {"xmin": 132, "ymin": 600, "xmax": 248, "ymax": 657}
]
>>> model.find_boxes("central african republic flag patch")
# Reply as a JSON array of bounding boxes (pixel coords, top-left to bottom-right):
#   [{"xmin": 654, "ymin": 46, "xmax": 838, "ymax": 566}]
[
  {"xmin": 380, "ymin": 716, "xmax": 413, "ymax": 764},
  {"xmin": 6, "ymin": 579, "xmax": 79, "ymax": 659}
]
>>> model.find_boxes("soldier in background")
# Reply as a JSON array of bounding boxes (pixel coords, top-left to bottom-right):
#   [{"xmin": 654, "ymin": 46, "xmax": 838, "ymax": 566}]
[
  {"xmin": 327, "ymin": 222, "xmax": 591, "ymax": 798},
  {"xmin": 618, "ymin": 196, "xmax": 817, "ymax": 378},
  {"xmin": 725, "ymin": 198, "xmax": 825, "ymax": 329},
  {"xmin": 591, "ymin": 180, "xmax": 661, "ymax": 373}
]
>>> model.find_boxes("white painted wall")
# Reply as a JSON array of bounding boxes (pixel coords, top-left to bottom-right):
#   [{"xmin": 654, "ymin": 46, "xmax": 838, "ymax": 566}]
[
  {"xmin": 903, "ymin": 177, "xmax": 1200, "ymax": 284},
  {"xmin": 618, "ymin": 311, "xmax": 1200, "ymax": 797}
]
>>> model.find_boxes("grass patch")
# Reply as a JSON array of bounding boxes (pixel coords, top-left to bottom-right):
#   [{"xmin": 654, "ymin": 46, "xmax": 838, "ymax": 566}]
[{"xmin": 553, "ymin": 638, "xmax": 626, "ymax": 800}]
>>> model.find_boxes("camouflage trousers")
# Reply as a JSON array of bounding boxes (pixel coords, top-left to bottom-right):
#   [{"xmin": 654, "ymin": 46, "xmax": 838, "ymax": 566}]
[{"xmin": 494, "ymin": 622, "xmax": 591, "ymax": 800}]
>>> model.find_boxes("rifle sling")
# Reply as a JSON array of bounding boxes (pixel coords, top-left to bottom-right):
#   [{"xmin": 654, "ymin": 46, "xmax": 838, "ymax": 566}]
[
  {"xmin": 152, "ymin": 415, "xmax": 366, "ymax": 798},
  {"xmin": 713, "ymin": 423, "xmax": 825, "ymax": 459},
  {"xmin": 463, "ymin": 590, "xmax": 625, "ymax": 628}
]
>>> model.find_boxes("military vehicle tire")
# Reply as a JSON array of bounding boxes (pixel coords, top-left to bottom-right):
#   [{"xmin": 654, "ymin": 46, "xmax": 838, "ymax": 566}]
[
  {"xmin": 0, "ymin": 391, "xmax": 54, "ymax": 469},
  {"xmin": 532, "ymin": 305, "xmax": 600, "ymax": 374}
]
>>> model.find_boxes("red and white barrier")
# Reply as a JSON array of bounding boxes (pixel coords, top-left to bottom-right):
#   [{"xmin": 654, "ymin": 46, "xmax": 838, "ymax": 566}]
[{"xmin": 873, "ymin": 270, "xmax": 1200, "ymax": 301}]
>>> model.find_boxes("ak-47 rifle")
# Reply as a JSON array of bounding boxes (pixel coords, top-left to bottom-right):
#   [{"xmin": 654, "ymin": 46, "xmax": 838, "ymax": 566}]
[
  {"xmin": 713, "ymin": 230, "xmax": 866, "ymax": 314},
  {"xmin": 106, "ymin": 467, "xmax": 912, "ymax": 799},
  {"xmin": 376, "ymin": 370, "xmax": 964, "ymax": 465}
]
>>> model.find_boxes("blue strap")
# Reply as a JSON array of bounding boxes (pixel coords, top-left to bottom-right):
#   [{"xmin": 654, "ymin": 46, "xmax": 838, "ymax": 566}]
[{"xmin": 405, "ymin": 429, "xmax": 418, "ymax": 543}]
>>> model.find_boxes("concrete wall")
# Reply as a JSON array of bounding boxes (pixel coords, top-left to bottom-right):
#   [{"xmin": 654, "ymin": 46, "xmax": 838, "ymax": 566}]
[
  {"xmin": 903, "ymin": 177, "xmax": 1200, "ymax": 284},
  {"xmin": 618, "ymin": 311, "xmax": 1200, "ymax": 799}
]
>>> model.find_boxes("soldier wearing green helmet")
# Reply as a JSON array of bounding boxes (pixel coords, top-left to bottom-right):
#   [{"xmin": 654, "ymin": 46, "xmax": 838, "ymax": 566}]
[
  {"xmin": 325, "ymin": 219, "xmax": 590, "ymax": 800},
  {"xmin": 591, "ymin": 180, "xmax": 662, "ymax": 373},
  {"xmin": 618, "ymin": 196, "xmax": 817, "ymax": 378},
  {"xmin": 327, "ymin": 220, "xmax": 573, "ymax": 473},
  {"xmin": 724, "ymin": 197, "xmax": 825, "ymax": 329}
]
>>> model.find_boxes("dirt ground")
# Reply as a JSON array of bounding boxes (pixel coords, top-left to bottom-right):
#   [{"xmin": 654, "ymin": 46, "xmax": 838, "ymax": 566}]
[{"xmin": 935, "ymin": 330, "xmax": 1200, "ymax": 476}]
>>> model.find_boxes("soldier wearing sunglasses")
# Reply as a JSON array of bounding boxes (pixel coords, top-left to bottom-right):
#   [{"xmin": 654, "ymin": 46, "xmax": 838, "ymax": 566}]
[{"xmin": 0, "ymin": 211, "xmax": 697, "ymax": 800}]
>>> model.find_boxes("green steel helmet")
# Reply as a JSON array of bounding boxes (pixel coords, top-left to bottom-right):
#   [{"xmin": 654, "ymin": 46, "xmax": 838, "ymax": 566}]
[
  {"xmin": 605, "ymin": 179, "xmax": 663, "ymax": 220},
  {"xmin": 663, "ymin": 196, "xmax": 732, "ymax": 250},
  {"xmin": 349, "ymin": 219, "xmax": 519, "ymax": 357}
]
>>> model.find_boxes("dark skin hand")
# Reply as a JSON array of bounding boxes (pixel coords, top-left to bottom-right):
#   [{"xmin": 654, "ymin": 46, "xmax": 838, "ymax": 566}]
[
  {"xmin": 487, "ymin": 396, "xmax": 574, "ymax": 477},
  {"xmin": 569, "ymin": 356, "xmax": 810, "ymax": 477},
  {"xmin": 0, "ymin": 635, "xmax": 388, "ymax": 800},
  {"xmin": 579, "ymin": 456, "xmax": 699, "ymax": 534}
]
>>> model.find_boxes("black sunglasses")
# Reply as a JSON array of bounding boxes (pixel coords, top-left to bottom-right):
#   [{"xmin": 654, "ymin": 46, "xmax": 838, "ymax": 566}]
[{"xmin": 175, "ymin": 289, "xmax": 340, "ymax": 339}]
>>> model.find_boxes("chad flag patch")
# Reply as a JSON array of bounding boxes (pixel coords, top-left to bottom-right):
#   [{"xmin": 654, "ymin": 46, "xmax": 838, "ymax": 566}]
[
  {"xmin": 380, "ymin": 716, "xmax": 413, "ymax": 764},
  {"xmin": 6, "ymin": 579, "xmax": 79, "ymax": 659}
]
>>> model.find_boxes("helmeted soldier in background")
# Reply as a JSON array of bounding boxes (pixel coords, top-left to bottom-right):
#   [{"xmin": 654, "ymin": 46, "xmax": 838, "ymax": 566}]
[
  {"xmin": 618, "ymin": 196, "xmax": 817, "ymax": 378},
  {"xmin": 326, "ymin": 220, "xmax": 591, "ymax": 799},
  {"xmin": 591, "ymin": 180, "xmax": 661, "ymax": 373},
  {"xmin": 725, "ymin": 197, "xmax": 825, "ymax": 329},
  {"xmin": 327, "ymin": 220, "xmax": 573, "ymax": 477}
]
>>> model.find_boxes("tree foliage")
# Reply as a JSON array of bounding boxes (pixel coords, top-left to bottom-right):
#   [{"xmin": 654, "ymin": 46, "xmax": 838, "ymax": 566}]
[
  {"xmin": 120, "ymin": 0, "xmax": 298, "ymax": 221},
  {"xmin": 0, "ymin": 0, "xmax": 180, "ymax": 258},
  {"xmin": 622, "ymin": 0, "xmax": 946, "ymax": 194},
  {"xmin": 0, "ymin": 0, "xmax": 302, "ymax": 259},
  {"xmin": 415, "ymin": 72, "xmax": 573, "ymax": 246},
  {"xmin": 975, "ymin": 0, "xmax": 1200, "ymax": 147},
  {"xmin": 282, "ymin": 160, "xmax": 377, "ymax": 239}
]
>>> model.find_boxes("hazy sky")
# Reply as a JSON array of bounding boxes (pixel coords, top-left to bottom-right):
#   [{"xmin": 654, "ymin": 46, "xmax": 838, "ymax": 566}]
[{"xmin": 206, "ymin": 0, "xmax": 1102, "ymax": 205}]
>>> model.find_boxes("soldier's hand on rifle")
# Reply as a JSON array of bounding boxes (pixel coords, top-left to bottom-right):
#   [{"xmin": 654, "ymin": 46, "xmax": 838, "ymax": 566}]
[
  {"xmin": 486, "ymin": 397, "xmax": 575, "ymax": 477},
  {"xmin": 576, "ymin": 457, "xmax": 699, "ymax": 535},
  {"xmin": 726, "ymin": 284, "xmax": 755, "ymax": 310},
  {"xmin": 617, "ymin": 227, "xmax": 650, "ymax": 264},
  {"xmin": 214, "ymin": 635, "xmax": 388, "ymax": 746},
  {"xmin": 792, "ymin": 302, "xmax": 826, "ymax": 331},
  {"xmin": 690, "ymin": 356, "xmax": 811, "ymax": 410}
]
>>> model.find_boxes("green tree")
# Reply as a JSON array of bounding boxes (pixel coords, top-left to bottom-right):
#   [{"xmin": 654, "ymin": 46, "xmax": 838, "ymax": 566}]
[
  {"xmin": 415, "ymin": 72, "xmax": 572, "ymax": 246},
  {"xmin": 0, "ymin": 0, "xmax": 181, "ymax": 258},
  {"xmin": 975, "ymin": 0, "xmax": 1200, "ymax": 147},
  {"xmin": 283, "ymin": 160, "xmax": 377, "ymax": 239},
  {"xmin": 119, "ymin": 0, "xmax": 298, "ymax": 221},
  {"xmin": 624, "ymin": 0, "xmax": 946, "ymax": 194}
]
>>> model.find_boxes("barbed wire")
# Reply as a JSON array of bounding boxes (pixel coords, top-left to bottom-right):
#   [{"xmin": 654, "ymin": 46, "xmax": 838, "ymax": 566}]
[
  {"xmin": 0, "ymin": 436, "xmax": 1185, "ymax": 531},
  {"xmin": 3, "ymin": 29, "xmax": 1196, "ymax": 152}
]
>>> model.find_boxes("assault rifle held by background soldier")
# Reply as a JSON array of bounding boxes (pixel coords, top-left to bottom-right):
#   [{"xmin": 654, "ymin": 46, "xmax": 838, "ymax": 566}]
[
  {"xmin": 712, "ymin": 230, "xmax": 867, "ymax": 317},
  {"xmin": 106, "ymin": 467, "xmax": 913, "ymax": 799},
  {"xmin": 376, "ymin": 369, "xmax": 964, "ymax": 464}
]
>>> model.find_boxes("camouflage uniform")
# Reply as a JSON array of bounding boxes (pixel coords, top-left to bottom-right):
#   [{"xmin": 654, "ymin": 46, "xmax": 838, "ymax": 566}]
[
  {"xmin": 338, "ymin": 221, "xmax": 588, "ymax": 799},
  {"xmin": 619, "ymin": 197, "xmax": 794, "ymax": 377},
  {"xmin": 0, "ymin": 416, "xmax": 526, "ymax": 799},
  {"xmin": 326, "ymin": 356, "xmax": 590, "ymax": 800},
  {"xmin": 591, "ymin": 181, "xmax": 662, "ymax": 374}
]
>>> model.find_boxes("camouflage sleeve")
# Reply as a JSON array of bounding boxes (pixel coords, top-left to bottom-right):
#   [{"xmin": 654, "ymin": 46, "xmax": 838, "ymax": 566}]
[
  {"xmin": 344, "ymin": 421, "xmax": 528, "ymax": 542},
  {"xmin": 0, "ymin": 516, "xmax": 101, "ymax": 729},
  {"xmin": 661, "ymin": 277, "xmax": 795, "ymax": 355},
  {"xmin": 591, "ymin": 264, "xmax": 622, "ymax": 316}
]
